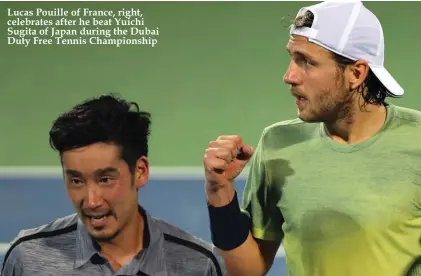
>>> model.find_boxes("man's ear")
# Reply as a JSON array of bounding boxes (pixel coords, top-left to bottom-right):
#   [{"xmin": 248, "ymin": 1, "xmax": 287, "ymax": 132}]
[
  {"xmin": 347, "ymin": 60, "xmax": 370, "ymax": 90},
  {"xmin": 134, "ymin": 156, "xmax": 149, "ymax": 189}
]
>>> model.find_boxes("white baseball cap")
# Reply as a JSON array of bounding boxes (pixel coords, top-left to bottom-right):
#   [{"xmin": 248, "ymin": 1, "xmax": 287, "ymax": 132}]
[{"xmin": 290, "ymin": 0, "xmax": 404, "ymax": 97}]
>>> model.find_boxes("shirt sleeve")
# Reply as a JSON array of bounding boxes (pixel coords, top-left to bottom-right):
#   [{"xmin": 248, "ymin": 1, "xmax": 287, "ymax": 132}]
[{"xmin": 240, "ymin": 129, "xmax": 284, "ymax": 242}]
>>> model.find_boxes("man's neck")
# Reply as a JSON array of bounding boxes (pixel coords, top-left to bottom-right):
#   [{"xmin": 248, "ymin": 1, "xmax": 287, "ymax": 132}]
[
  {"xmin": 324, "ymin": 102, "xmax": 387, "ymax": 144},
  {"xmin": 99, "ymin": 210, "xmax": 144, "ymax": 269}
]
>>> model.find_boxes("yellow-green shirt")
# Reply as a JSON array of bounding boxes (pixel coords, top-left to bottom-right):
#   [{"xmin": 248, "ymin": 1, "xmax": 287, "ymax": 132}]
[{"xmin": 241, "ymin": 104, "xmax": 421, "ymax": 276}]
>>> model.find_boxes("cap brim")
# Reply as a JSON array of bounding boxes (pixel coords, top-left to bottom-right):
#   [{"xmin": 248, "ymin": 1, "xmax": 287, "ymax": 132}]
[{"xmin": 370, "ymin": 66, "xmax": 404, "ymax": 97}]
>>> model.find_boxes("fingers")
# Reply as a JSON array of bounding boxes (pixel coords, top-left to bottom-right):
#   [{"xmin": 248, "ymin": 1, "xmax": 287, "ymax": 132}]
[
  {"xmin": 203, "ymin": 135, "xmax": 252, "ymax": 175},
  {"xmin": 210, "ymin": 136, "xmax": 253, "ymax": 160},
  {"xmin": 203, "ymin": 148, "xmax": 229, "ymax": 174},
  {"xmin": 208, "ymin": 139, "xmax": 240, "ymax": 161},
  {"xmin": 204, "ymin": 145, "xmax": 234, "ymax": 174},
  {"xmin": 216, "ymin": 135, "xmax": 243, "ymax": 152}
]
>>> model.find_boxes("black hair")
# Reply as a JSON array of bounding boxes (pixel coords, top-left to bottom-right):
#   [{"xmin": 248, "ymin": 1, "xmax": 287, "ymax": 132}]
[
  {"xmin": 49, "ymin": 94, "xmax": 151, "ymax": 173},
  {"xmin": 291, "ymin": 10, "xmax": 390, "ymax": 106}
]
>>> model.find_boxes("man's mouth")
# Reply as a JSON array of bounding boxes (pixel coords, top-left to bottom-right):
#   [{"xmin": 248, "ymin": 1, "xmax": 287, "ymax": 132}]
[
  {"xmin": 84, "ymin": 212, "xmax": 112, "ymax": 222},
  {"xmin": 291, "ymin": 90, "xmax": 307, "ymax": 101},
  {"xmin": 90, "ymin": 215, "xmax": 108, "ymax": 222},
  {"xmin": 295, "ymin": 95, "xmax": 307, "ymax": 104},
  {"xmin": 84, "ymin": 212, "xmax": 112, "ymax": 228}
]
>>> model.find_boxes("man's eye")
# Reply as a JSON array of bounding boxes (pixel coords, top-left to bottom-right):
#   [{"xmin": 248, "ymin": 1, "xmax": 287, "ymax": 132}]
[
  {"xmin": 71, "ymin": 178, "xmax": 83, "ymax": 185},
  {"xmin": 298, "ymin": 57, "xmax": 312, "ymax": 67},
  {"xmin": 100, "ymin": 177, "xmax": 113, "ymax": 184}
]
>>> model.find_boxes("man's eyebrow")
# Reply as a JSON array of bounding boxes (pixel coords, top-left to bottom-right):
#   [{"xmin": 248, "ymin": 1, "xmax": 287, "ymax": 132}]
[
  {"xmin": 287, "ymin": 48, "xmax": 317, "ymax": 62},
  {"xmin": 94, "ymin": 167, "xmax": 119, "ymax": 176},
  {"xmin": 64, "ymin": 169, "xmax": 83, "ymax": 177},
  {"xmin": 64, "ymin": 167, "xmax": 119, "ymax": 178}
]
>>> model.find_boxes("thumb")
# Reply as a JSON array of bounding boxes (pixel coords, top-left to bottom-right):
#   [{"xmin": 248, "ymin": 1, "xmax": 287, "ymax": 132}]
[
  {"xmin": 236, "ymin": 145, "xmax": 254, "ymax": 161},
  {"xmin": 224, "ymin": 145, "xmax": 254, "ymax": 180}
]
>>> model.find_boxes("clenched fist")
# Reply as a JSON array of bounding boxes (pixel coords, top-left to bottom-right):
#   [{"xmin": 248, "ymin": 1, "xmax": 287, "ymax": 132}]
[{"xmin": 203, "ymin": 135, "xmax": 254, "ymax": 207}]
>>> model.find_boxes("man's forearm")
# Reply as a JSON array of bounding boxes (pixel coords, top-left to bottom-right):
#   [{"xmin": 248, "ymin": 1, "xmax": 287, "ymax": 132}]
[
  {"xmin": 207, "ymin": 192, "xmax": 270, "ymax": 276},
  {"xmin": 218, "ymin": 232, "xmax": 270, "ymax": 276}
]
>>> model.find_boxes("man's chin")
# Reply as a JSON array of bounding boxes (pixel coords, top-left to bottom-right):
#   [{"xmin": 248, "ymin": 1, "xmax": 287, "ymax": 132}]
[
  {"xmin": 82, "ymin": 219, "xmax": 119, "ymax": 241},
  {"xmin": 297, "ymin": 110, "xmax": 322, "ymax": 123},
  {"xmin": 297, "ymin": 111, "xmax": 312, "ymax": 122},
  {"xmin": 88, "ymin": 228, "xmax": 119, "ymax": 242}
]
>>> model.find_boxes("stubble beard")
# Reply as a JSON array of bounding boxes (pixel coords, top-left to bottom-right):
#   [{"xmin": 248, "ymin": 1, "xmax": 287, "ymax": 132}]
[{"xmin": 300, "ymin": 71, "xmax": 355, "ymax": 124}]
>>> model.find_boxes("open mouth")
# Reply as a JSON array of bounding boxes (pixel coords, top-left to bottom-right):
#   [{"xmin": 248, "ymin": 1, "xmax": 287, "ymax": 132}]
[
  {"xmin": 90, "ymin": 215, "xmax": 108, "ymax": 222},
  {"xmin": 295, "ymin": 96, "xmax": 307, "ymax": 104},
  {"xmin": 84, "ymin": 212, "xmax": 112, "ymax": 224}
]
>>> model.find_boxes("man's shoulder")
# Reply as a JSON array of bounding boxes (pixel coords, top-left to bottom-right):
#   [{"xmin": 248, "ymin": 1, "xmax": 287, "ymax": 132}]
[
  {"xmin": 5, "ymin": 214, "xmax": 78, "ymax": 257},
  {"xmin": 259, "ymin": 118, "xmax": 320, "ymax": 148},
  {"xmin": 2, "ymin": 214, "xmax": 78, "ymax": 274},
  {"xmin": 152, "ymin": 216, "xmax": 215, "ymax": 253},
  {"xmin": 263, "ymin": 118, "xmax": 318, "ymax": 136},
  {"xmin": 11, "ymin": 213, "xmax": 78, "ymax": 244},
  {"xmin": 150, "ymin": 216, "xmax": 225, "ymax": 272},
  {"xmin": 393, "ymin": 104, "xmax": 421, "ymax": 124}
]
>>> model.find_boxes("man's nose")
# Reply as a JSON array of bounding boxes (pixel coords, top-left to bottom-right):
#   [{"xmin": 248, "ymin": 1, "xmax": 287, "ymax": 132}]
[
  {"xmin": 283, "ymin": 60, "xmax": 302, "ymax": 85},
  {"xmin": 86, "ymin": 185, "xmax": 104, "ymax": 209}
]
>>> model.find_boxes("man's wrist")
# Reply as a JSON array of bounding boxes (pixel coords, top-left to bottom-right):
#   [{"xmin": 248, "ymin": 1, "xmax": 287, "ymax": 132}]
[
  {"xmin": 206, "ymin": 186, "xmax": 235, "ymax": 207},
  {"xmin": 207, "ymin": 191, "xmax": 251, "ymax": 250}
]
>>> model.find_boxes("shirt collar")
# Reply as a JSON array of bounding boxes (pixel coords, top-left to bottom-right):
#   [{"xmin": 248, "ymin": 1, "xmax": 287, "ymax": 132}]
[
  {"xmin": 74, "ymin": 206, "xmax": 167, "ymax": 275},
  {"xmin": 74, "ymin": 217, "xmax": 98, "ymax": 269}
]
